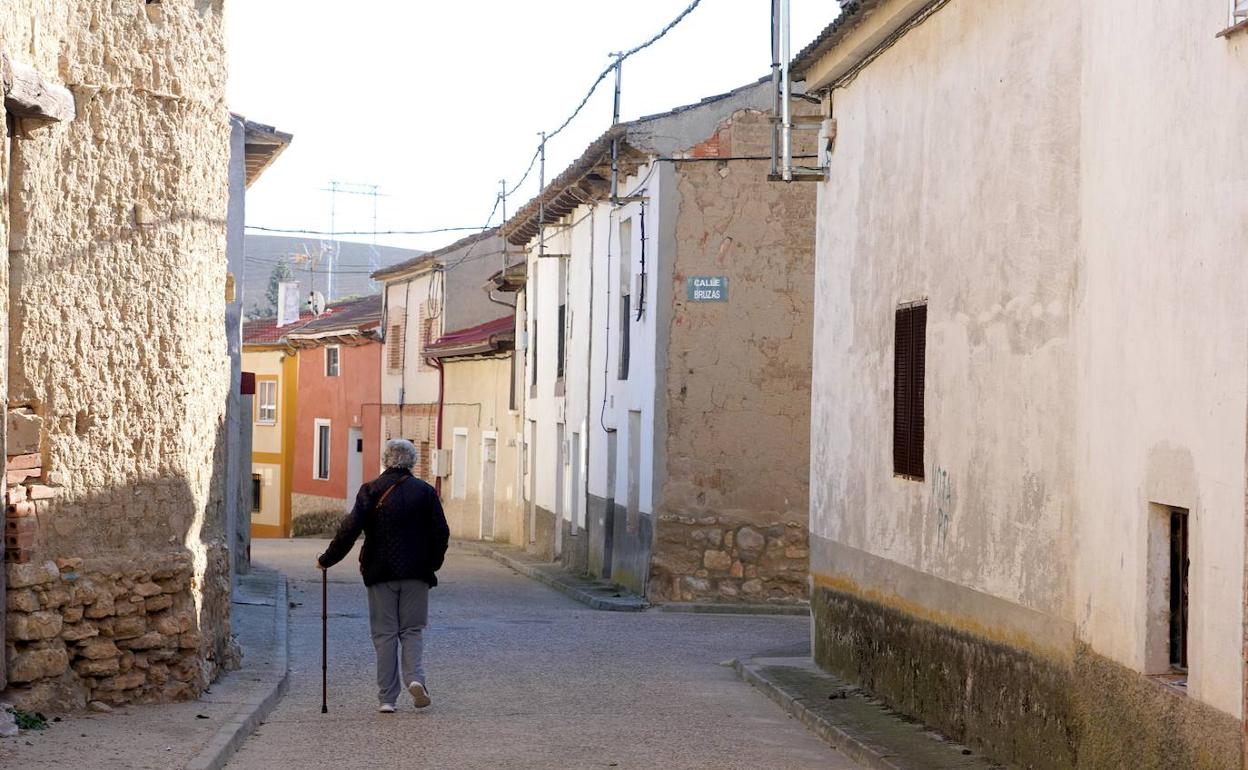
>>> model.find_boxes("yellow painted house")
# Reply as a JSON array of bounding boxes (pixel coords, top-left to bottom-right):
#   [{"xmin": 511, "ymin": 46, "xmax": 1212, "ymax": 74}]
[{"xmin": 243, "ymin": 315, "xmax": 304, "ymax": 538}]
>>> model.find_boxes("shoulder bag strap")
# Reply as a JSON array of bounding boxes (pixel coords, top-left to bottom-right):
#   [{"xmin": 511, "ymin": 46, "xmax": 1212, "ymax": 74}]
[{"xmin": 373, "ymin": 475, "xmax": 410, "ymax": 514}]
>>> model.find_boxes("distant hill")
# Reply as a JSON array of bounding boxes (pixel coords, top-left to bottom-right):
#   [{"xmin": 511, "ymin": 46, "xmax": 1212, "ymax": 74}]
[{"xmin": 244, "ymin": 234, "xmax": 425, "ymax": 316}]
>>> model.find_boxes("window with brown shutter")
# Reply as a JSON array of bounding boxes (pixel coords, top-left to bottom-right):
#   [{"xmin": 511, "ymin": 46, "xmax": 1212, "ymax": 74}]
[
  {"xmin": 387, "ymin": 323, "xmax": 404, "ymax": 372},
  {"xmin": 893, "ymin": 302, "xmax": 926, "ymax": 480}
]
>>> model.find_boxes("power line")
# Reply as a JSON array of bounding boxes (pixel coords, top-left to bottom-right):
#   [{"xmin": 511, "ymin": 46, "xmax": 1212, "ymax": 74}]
[
  {"xmin": 245, "ymin": 225, "xmax": 488, "ymax": 237},
  {"xmin": 545, "ymin": 0, "xmax": 703, "ymax": 145},
  {"xmin": 250, "ymin": 1, "xmax": 706, "ymax": 251}
]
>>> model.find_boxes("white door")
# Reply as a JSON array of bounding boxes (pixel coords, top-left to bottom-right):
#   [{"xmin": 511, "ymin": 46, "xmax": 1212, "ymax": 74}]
[
  {"xmin": 346, "ymin": 427, "xmax": 364, "ymax": 512},
  {"xmin": 480, "ymin": 435, "xmax": 497, "ymax": 540}
]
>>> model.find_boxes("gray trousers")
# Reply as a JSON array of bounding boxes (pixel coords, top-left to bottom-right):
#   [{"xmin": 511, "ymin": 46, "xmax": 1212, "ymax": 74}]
[{"xmin": 366, "ymin": 579, "xmax": 429, "ymax": 704}]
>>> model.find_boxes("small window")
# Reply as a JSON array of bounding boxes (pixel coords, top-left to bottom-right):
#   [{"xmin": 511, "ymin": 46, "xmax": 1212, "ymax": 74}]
[
  {"xmin": 1168, "ymin": 508, "xmax": 1190, "ymax": 672},
  {"xmin": 893, "ymin": 302, "xmax": 926, "ymax": 480},
  {"xmin": 1233, "ymin": 0, "xmax": 1248, "ymax": 26},
  {"xmin": 509, "ymin": 351, "xmax": 519, "ymax": 411},
  {"xmin": 618, "ymin": 294, "xmax": 631, "ymax": 380},
  {"xmin": 256, "ymin": 380, "xmax": 278, "ymax": 424},
  {"xmin": 618, "ymin": 219, "xmax": 632, "ymax": 381},
  {"xmin": 325, "ymin": 345, "xmax": 341, "ymax": 377},
  {"xmin": 531, "ymin": 320, "xmax": 539, "ymax": 390},
  {"xmin": 251, "ymin": 473, "xmax": 262, "ymax": 512},
  {"xmin": 314, "ymin": 421, "xmax": 331, "ymax": 480},
  {"xmin": 556, "ymin": 257, "xmax": 568, "ymax": 382},
  {"xmin": 556, "ymin": 304, "xmax": 567, "ymax": 381}
]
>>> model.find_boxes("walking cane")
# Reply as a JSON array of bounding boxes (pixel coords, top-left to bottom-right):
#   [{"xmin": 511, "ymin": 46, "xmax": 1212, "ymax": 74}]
[{"xmin": 321, "ymin": 567, "xmax": 328, "ymax": 714}]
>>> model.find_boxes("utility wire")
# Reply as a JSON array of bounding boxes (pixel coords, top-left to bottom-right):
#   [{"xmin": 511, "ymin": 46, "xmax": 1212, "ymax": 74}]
[
  {"xmin": 502, "ymin": 0, "xmax": 704, "ymax": 204},
  {"xmin": 545, "ymin": 0, "xmax": 703, "ymax": 144},
  {"xmin": 248, "ymin": 1, "xmax": 705, "ymax": 246},
  {"xmin": 245, "ymin": 225, "xmax": 487, "ymax": 237}
]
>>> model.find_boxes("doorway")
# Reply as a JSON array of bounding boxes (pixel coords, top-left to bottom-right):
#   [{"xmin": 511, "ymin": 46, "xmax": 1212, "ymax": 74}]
[
  {"xmin": 555, "ymin": 423, "xmax": 565, "ymax": 557},
  {"xmin": 346, "ymin": 427, "xmax": 363, "ymax": 512},
  {"xmin": 480, "ymin": 433, "xmax": 497, "ymax": 541}
]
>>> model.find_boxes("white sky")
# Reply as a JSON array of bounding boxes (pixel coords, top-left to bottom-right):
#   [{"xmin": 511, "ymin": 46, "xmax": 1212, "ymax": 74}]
[{"xmin": 226, "ymin": 1, "xmax": 833, "ymax": 253}]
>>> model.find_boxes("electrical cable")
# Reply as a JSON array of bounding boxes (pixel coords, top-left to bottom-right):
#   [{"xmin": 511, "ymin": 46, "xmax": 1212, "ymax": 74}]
[{"xmin": 246, "ymin": 225, "xmax": 487, "ymax": 237}]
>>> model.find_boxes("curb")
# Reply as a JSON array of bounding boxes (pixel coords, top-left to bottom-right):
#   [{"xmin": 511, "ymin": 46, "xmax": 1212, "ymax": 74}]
[
  {"xmin": 185, "ymin": 574, "xmax": 290, "ymax": 770},
  {"xmin": 453, "ymin": 541, "xmax": 647, "ymax": 612},
  {"xmin": 659, "ymin": 601, "xmax": 809, "ymax": 617},
  {"xmin": 731, "ymin": 657, "xmax": 906, "ymax": 770}
]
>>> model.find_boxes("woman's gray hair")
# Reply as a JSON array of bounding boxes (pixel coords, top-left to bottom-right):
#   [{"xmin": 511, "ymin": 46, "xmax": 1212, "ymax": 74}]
[{"xmin": 382, "ymin": 439, "xmax": 418, "ymax": 471}]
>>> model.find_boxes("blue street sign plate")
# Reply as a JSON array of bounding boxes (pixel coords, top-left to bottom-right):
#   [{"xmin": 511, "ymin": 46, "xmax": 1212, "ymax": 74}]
[{"xmin": 686, "ymin": 276, "xmax": 728, "ymax": 302}]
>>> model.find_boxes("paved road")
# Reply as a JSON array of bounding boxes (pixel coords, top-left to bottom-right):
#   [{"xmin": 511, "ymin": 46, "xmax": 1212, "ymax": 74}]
[{"xmin": 228, "ymin": 539, "xmax": 862, "ymax": 770}]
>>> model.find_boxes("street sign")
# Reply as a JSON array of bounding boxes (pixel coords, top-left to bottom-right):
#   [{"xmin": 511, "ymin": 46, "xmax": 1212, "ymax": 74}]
[{"xmin": 686, "ymin": 276, "xmax": 728, "ymax": 302}]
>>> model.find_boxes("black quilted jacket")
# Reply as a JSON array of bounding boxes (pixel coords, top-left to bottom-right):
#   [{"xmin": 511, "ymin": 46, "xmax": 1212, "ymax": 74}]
[{"xmin": 317, "ymin": 468, "xmax": 450, "ymax": 587}]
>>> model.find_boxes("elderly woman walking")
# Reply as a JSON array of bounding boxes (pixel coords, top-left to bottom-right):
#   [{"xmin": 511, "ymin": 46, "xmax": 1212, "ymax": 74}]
[{"xmin": 316, "ymin": 439, "xmax": 450, "ymax": 713}]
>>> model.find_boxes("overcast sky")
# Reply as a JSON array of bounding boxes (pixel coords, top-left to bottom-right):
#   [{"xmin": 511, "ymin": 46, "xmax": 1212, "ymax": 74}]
[{"xmin": 226, "ymin": 1, "xmax": 834, "ymax": 253}]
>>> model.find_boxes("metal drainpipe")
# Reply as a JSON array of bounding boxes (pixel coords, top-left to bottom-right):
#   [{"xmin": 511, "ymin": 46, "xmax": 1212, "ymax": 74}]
[
  {"xmin": 432, "ymin": 356, "xmax": 444, "ymax": 497},
  {"xmin": 780, "ymin": 0, "xmax": 793, "ymax": 181},
  {"xmin": 770, "ymin": 0, "xmax": 781, "ymax": 178}
]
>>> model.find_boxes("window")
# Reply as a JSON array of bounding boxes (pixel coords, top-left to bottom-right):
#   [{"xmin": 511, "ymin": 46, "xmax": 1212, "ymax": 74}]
[
  {"xmin": 556, "ymin": 257, "xmax": 568, "ymax": 383},
  {"xmin": 325, "ymin": 345, "xmax": 340, "ymax": 377},
  {"xmin": 618, "ymin": 218, "xmax": 632, "ymax": 381},
  {"xmin": 387, "ymin": 320, "xmax": 404, "ymax": 372},
  {"xmin": 618, "ymin": 295, "xmax": 631, "ymax": 380},
  {"xmin": 556, "ymin": 305, "xmax": 567, "ymax": 381},
  {"xmin": 1168, "ymin": 508, "xmax": 1190, "ymax": 672},
  {"xmin": 314, "ymin": 420, "xmax": 331, "ymax": 480},
  {"xmin": 1147, "ymin": 504, "xmax": 1192, "ymax": 683},
  {"xmin": 256, "ymin": 380, "xmax": 278, "ymax": 424},
  {"xmin": 509, "ymin": 351, "xmax": 519, "ymax": 411},
  {"xmin": 251, "ymin": 473, "xmax": 262, "ymax": 513},
  {"xmin": 893, "ymin": 302, "xmax": 926, "ymax": 480},
  {"xmin": 1233, "ymin": 0, "xmax": 1248, "ymax": 26},
  {"xmin": 531, "ymin": 319, "xmax": 539, "ymax": 391}
]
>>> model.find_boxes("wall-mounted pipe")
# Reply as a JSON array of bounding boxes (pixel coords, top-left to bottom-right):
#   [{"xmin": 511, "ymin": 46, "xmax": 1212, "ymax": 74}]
[{"xmin": 779, "ymin": 0, "xmax": 793, "ymax": 182}]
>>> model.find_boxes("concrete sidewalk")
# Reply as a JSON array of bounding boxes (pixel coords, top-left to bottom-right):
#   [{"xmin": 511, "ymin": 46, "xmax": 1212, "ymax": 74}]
[
  {"xmin": 733, "ymin": 655, "xmax": 1002, "ymax": 770},
  {"xmin": 0, "ymin": 568, "xmax": 289, "ymax": 770}
]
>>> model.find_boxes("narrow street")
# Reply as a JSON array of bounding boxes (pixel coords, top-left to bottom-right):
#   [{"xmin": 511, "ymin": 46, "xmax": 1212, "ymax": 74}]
[{"xmin": 227, "ymin": 539, "xmax": 858, "ymax": 770}]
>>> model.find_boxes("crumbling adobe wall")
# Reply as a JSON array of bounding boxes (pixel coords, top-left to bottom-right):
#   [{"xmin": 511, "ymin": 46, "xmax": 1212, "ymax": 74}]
[
  {"xmin": 2, "ymin": 0, "xmax": 232, "ymax": 709},
  {"xmin": 652, "ymin": 108, "xmax": 816, "ymax": 603}
]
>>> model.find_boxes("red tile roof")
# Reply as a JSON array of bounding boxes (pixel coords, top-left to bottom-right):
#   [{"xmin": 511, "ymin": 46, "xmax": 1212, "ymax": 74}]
[
  {"xmin": 242, "ymin": 312, "xmax": 317, "ymax": 344},
  {"xmin": 242, "ymin": 295, "xmax": 382, "ymax": 345},
  {"xmin": 426, "ymin": 314, "xmax": 516, "ymax": 359}
]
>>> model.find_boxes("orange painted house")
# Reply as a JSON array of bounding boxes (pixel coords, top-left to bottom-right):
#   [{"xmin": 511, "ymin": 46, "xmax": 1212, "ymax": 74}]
[{"xmin": 285, "ymin": 295, "xmax": 384, "ymax": 523}]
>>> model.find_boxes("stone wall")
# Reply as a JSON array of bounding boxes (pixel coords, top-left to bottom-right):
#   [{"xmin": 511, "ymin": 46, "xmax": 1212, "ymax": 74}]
[
  {"xmin": 1, "ymin": 1, "xmax": 232, "ymax": 708},
  {"xmin": 651, "ymin": 516, "xmax": 807, "ymax": 603},
  {"xmin": 653, "ymin": 108, "xmax": 816, "ymax": 604}
]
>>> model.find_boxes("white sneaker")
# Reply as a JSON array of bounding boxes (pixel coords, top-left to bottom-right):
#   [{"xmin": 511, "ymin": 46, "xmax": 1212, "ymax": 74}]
[
  {"xmin": 408, "ymin": 681, "xmax": 431, "ymax": 708},
  {"xmin": 378, "ymin": 703, "xmax": 396, "ymax": 714}
]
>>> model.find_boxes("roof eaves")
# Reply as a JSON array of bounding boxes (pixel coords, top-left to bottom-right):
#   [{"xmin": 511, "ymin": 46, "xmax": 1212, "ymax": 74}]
[
  {"xmin": 500, "ymin": 125, "xmax": 646, "ymax": 247},
  {"xmin": 791, "ymin": 1, "xmax": 880, "ymax": 79}
]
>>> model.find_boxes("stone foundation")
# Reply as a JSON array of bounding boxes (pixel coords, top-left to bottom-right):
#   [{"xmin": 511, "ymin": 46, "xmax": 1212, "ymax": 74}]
[
  {"xmin": 650, "ymin": 516, "xmax": 807, "ymax": 603},
  {"xmin": 291, "ymin": 492, "xmax": 347, "ymax": 519},
  {"xmin": 5, "ymin": 554, "xmax": 228, "ymax": 712},
  {"xmin": 811, "ymin": 583, "xmax": 1242, "ymax": 769}
]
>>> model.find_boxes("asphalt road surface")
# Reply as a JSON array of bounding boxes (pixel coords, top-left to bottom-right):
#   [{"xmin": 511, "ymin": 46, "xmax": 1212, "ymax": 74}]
[{"xmin": 225, "ymin": 539, "xmax": 863, "ymax": 770}]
